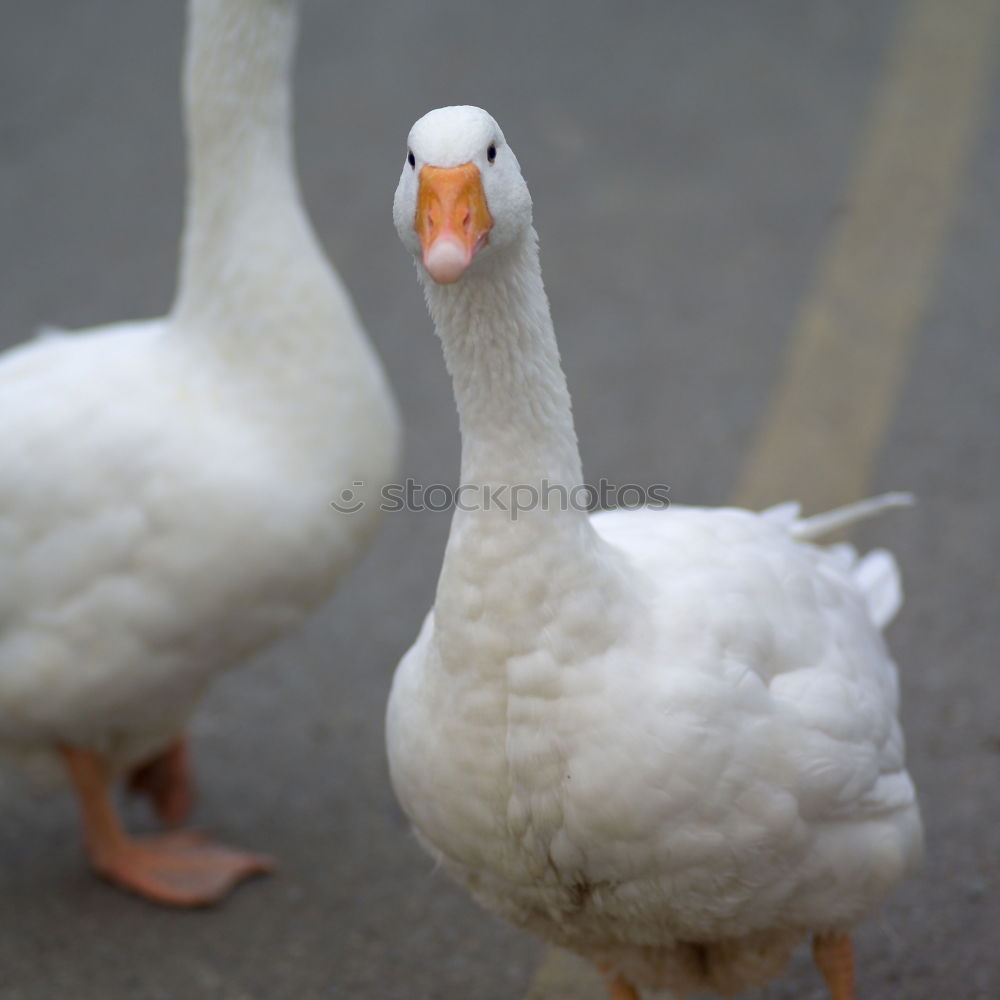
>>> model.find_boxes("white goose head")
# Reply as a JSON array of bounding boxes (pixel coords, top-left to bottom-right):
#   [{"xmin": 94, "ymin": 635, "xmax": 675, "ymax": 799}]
[{"xmin": 393, "ymin": 106, "xmax": 533, "ymax": 284}]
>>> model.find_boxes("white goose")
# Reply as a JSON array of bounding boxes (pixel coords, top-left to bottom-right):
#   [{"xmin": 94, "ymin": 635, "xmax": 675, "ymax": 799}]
[
  {"xmin": 386, "ymin": 106, "xmax": 921, "ymax": 999},
  {"xmin": 0, "ymin": 0, "xmax": 399, "ymax": 906}
]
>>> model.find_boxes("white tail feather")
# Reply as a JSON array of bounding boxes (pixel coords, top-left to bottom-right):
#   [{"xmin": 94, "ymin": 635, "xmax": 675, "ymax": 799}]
[
  {"xmin": 804, "ymin": 541, "xmax": 903, "ymax": 626},
  {"xmin": 853, "ymin": 547, "xmax": 904, "ymax": 628},
  {"xmin": 762, "ymin": 492, "xmax": 912, "ymax": 629},
  {"xmin": 788, "ymin": 492, "xmax": 915, "ymax": 541}
]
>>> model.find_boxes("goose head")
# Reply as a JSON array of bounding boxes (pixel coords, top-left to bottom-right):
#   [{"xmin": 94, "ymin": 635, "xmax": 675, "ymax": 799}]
[{"xmin": 394, "ymin": 106, "xmax": 532, "ymax": 284}]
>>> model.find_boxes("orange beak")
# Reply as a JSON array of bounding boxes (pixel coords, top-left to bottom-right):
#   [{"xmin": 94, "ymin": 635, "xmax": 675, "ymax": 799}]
[{"xmin": 415, "ymin": 162, "xmax": 493, "ymax": 283}]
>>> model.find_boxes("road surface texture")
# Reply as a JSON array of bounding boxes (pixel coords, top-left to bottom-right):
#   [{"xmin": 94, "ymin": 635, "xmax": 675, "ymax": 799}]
[{"xmin": 1, "ymin": 1, "xmax": 998, "ymax": 998}]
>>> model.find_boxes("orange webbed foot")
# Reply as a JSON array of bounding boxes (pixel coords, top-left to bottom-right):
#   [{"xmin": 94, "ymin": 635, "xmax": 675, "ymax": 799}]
[
  {"xmin": 91, "ymin": 829, "xmax": 274, "ymax": 907},
  {"xmin": 61, "ymin": 743, "xmax": 272, "ymax": 907}
]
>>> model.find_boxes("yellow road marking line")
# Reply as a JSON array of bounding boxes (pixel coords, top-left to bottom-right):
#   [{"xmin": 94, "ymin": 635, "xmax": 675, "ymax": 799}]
[
  {"xmin": 526, "ymin": 0, "xmax": 1000, "ymax": 995},
  {"xmin": 732, "ymin": 0, "xmax": 1000, "ymax": 512}
]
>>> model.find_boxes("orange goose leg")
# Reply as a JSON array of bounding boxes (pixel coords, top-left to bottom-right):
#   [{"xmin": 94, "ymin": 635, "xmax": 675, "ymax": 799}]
[
  {"xmin": 61, "ymin": 744, "xmax": 272, "ymax": 906},
  {"xmin": 596, "ymin": 963, "xmax": 642, "ymax": 1000},
  {"xmin": 127, "ymin": 736, "xmax": 194, "ymax": 827},
  {"xmin": 813, "ymin": 933, "xmax": 855, "ymax": 1000}
]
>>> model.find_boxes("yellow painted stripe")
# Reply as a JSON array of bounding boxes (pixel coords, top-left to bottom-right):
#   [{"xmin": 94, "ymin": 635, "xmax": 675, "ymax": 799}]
[
  {"xmin": 526, "ymin": 0, "xmax": 1000, "ymax": 996},
  {"xmin": 732, "ymin": 0, "xmax": 1000, "ymax": 512}
]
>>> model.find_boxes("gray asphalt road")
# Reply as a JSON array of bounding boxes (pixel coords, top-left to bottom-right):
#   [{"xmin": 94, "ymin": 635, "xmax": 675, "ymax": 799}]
[{"xmin": 2, "ymin": 2, "xmax": 998, "ymax": 998}]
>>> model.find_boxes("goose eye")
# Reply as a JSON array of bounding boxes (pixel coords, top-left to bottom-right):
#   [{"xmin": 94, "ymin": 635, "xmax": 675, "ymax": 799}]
[
  {"xmin": 487, "ymin": 143, "xmax": 497, "ymax": 163},
  {"xmin": 407, "ymin": 150, "xmax": 416, "ymax": 169}
]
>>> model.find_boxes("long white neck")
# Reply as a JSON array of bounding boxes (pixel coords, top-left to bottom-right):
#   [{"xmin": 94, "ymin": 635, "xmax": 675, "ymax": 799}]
[
  {"xmin": 424, "ymin": 232, "xmax": 584, "ymax": 492},
  {"xmin": 425, "ymin": 232, "xmax": 640, "ymax": 668},
  {"xmin": 170, "ymin": 0, "xmax": 352, "ymax": 348}
]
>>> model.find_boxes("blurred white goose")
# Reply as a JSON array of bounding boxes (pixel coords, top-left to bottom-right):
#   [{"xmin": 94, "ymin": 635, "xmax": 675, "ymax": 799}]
[
  {"xmin": 0, "ymin": 0, "xmax": 398, "ymax": 906},
  {"xmin": 386, "ymin": 106, "xmax": 921, "ymax": 999}
]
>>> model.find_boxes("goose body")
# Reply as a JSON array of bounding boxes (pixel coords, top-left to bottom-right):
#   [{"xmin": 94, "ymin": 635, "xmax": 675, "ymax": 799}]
[
  {"xmin": 0, "ymin": 0, "xmax": 399, "ymax": 903},
  {"xmin": 386, "ymin": 106, "xmax": 920, "ymax": 997}
]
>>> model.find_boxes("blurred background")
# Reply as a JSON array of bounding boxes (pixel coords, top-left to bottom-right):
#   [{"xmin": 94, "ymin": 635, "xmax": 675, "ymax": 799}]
[{"xmin": 1, "ymin": 1, "xmax": 998, "ymax": 997}]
